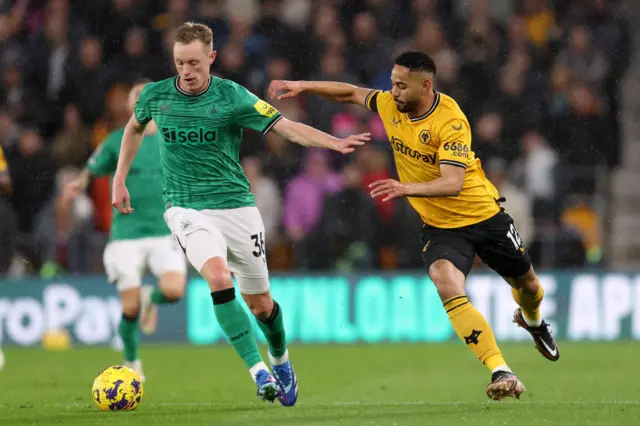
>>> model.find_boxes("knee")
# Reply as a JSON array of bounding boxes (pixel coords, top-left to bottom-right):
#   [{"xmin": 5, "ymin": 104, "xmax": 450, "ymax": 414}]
[
  {"xmin": 201, "ymin": 258, "xmax": 234, "ymax": 292},
  {"xmin": 121, "ymin": 296, "xmax": 140, "ymax": 319},
  {"xmin": 162, "ymin": 286, "xmax": 184, "ymax": 302},
  {"xmin": 512, "ymin": 268, "xmax": 539, "ymax": 294},
  {"xmin": 160, "ymin": 273, "xmax": 186, "ymax": 301},
  {"xmin": 244, "ymin": 294, "xmax": 274, "ymax": 320},
  {"xmin": 429, "ymin": 259, "xmax": 465, "ymax": 299}
]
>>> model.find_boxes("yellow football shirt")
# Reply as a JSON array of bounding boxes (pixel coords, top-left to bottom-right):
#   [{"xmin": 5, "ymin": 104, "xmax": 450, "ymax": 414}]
[
  {"xmin": 0, "ymin": 147, "xmax": 7, "ymax": 173},
  {"xmin": 366, "ymin": 89, "xmax": 501, "ymax": 228}
]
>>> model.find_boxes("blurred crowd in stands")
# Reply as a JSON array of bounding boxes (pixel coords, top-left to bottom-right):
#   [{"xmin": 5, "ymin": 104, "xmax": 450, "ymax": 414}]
[{"xmin": 0, "ymin": 0, "xmax": 631, "ymax": 277}]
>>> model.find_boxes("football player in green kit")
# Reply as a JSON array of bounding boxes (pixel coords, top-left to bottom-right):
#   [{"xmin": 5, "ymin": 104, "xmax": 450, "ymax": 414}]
[
  {"xmin": 73, "ymin": 80, "xmax": 187, "ymax": 382},
  {"xmin": 111, "ymin": 22, "xmax": 370, "ymax": 406}
]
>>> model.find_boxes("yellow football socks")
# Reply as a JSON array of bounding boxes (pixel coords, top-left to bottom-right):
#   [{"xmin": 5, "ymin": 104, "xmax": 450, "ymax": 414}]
[
  {"xmin": 444, "ymin": 295, "xmax": 507, "ymax": 372},
  {"xmin": 512, "ymin": 284, "xmax": 544, "ymax": 326}
]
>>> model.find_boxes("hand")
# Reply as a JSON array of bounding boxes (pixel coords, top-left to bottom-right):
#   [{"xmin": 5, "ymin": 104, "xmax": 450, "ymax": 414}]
[
  {"xmin": 111, "ymin": 179, "xmax": 133, "ymax": 214},
  {"xmin": 332, "ymin": 133, "xmax": 371, "ymax": 154},
  {"xmin": 268, "ymin": 80, "xmax": 304, "ymax": 100},
  {"xmin": 62, "ymin": 181, "xmax": 81, "ymax": 202},
  {"xmin": 369, "ymin": 179, "xmax": 410, "ymax": 202}
]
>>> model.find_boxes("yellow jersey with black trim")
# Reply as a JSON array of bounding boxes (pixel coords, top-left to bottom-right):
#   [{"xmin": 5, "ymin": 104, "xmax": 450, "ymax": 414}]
[
  {"xmin": 365, "ymin": 89, "xmax": 501, "ymax": 229},
  {"xmin": 0, "ymin": 146, "xmax": 7, "ymax": 173}
]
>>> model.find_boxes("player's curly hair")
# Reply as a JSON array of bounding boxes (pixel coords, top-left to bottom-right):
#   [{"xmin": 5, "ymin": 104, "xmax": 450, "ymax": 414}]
[{"xmin": 174, "ymin": 22, "xmax": 213, "ymax": 48}]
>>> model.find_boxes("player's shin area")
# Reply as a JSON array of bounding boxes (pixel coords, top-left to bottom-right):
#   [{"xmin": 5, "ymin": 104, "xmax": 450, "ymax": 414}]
[{"xmin": 429, "ymin": 259, "xmax": 512, "ymax": 374}]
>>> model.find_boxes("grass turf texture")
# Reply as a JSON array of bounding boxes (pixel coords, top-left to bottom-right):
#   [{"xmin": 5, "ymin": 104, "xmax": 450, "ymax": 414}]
[{"xmin": 1, "ymin": 343, "xmax": 638, "ymax": 425}]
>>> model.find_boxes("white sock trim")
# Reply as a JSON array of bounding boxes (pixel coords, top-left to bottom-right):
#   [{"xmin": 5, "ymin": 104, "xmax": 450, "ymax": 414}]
[
  {"xmin": 492, "ymin": 365, "xmax": 512, "ymax": 374},
  {"xmin": 268, "ymin": 349, "xmax": 289, "ymax": 366},
  {"xmin": 249, "ymin": 361, "xmax": 269, "ymax": 383},
  {"xmin": 523, "ymin": 315, "xmax": 543, "ymax": 328}
]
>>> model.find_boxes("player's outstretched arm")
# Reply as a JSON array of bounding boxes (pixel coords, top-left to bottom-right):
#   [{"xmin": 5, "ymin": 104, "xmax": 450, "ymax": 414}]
[
  {"xmin": 269, "ymin": 80, "xmax": 373, "ymax": 108},
  {"xmin": 271, "ymin": 117, "xmax": 370, "ymax": 154},
  {"xmin": 369, "ymin": 165, "xmax": 465, "ymax": 202},
  {"xmin": 112, "ymin": 115, "xmax": 146, "ymax": 214}
]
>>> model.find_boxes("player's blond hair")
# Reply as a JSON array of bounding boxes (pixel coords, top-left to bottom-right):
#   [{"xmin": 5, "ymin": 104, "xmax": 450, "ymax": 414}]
[{"xmin": 174, "ymin": 22, "xmax": 213, "ymax": 49}]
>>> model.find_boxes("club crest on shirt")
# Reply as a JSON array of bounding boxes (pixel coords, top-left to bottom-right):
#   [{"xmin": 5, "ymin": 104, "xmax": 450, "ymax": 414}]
[{"xmin": 419, "ymin": 129, "xmax": 432, "ymax": 145}]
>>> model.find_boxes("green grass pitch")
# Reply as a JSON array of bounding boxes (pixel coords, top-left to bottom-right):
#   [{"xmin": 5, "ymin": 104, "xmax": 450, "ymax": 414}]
[{"xmin": 1, "ymin": 342, "xmax": 638, "ymax": 425}]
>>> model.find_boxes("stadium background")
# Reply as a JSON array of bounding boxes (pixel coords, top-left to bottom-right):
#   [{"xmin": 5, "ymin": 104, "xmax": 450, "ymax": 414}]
[{"xmin": 0, "ymin": 1, "xmax": 639, "ymax": 424}]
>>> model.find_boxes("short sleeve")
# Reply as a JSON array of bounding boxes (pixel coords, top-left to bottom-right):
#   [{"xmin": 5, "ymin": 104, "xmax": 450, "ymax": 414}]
[
  {"xmin": 437, "ymin": 119, "xmax": 472, "ymax": 169},
  {"xmin": 87, "ymin": 134, "xmax": 119, "ymax": 176},
  {"xmin": 134, "ymin": 84, "xmax": 152, "ymax": 125},
  {"xmin": 0, "ymin": 147, "xmax": 7, "ymax": 173},
  {"xmin": 232, "ymin": 84, "xmax": 282, "ymax": 134},
  {"xmin": 365, "ymin": 90, "xmax": 395, "ymax": 114}
]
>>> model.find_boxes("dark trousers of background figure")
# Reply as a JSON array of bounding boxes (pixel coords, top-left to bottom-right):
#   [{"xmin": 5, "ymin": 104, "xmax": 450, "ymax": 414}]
[{"xmin": 0, "ymin": 199, "xmax": 17, "ymax": 274}]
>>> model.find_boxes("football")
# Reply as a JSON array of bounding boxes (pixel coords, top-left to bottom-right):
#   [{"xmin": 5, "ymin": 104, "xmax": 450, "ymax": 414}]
[{"xmin": 91, "ymin": 365, "xmax": 144, "ymax": 411}]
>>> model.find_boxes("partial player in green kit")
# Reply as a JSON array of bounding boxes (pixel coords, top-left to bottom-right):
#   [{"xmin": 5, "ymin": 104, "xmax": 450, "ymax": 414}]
[
  {"xmin": 110, "ymin": 22, "xmax": 370, "ymax": 406},
  {"xmin": 72, "ymin": 80, "xmax": 187, "ymax": 381}
]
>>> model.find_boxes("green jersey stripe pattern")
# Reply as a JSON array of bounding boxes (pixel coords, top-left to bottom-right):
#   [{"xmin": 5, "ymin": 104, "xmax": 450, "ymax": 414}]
[{"xmin": 134, "ymin": 75, "xmax": 282, "ymax": 211}]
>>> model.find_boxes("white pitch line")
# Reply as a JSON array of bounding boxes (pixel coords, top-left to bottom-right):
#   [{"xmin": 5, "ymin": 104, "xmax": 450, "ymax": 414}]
[{"xmin": 15, "ymin": 400, "xmax": 640, "ymax": 409}]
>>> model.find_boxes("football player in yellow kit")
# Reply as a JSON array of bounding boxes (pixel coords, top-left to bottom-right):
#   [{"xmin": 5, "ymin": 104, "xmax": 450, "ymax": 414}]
[{"xmin": 269, "ymin": 51, "xmax": 559, "ymax": 401}]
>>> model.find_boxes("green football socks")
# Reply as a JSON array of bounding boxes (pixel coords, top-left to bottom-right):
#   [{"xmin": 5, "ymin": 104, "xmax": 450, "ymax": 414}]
[
  {"xmin": 256, "ymin": 301, "xmax": 287, "ymax": 358},
  {"xmin": 151, "ymin": 287, "xmax": 174, "ymax": 304},
  {"xmin": 211, "ymin": 288, "xmax": 263, "ymax": 369},
  {"xmin": 119, "ymin": 314, "xmax": 140, "ymax": 362}
]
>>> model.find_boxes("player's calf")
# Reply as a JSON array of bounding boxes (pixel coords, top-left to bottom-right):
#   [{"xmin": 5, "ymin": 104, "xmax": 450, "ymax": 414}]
[
  {"xmin": 429, "ymin": 259, "xmax": 514, "ymax": 377},
  {"xmin": 141, "ymin": 272, "xmax": 186, "ymax": 335},
  {"xmin": 118, "ymin": 288, "xmax": 144, "ymax": 376},
  {"xmin": 242, "ymin": 291, "xmax": 274, "ymax": 320},
  {"xmin": 507, "ymin": 268, "xmax": 544, "ymax": 327},
  {"xmin": 158, "ymin": 270, "xmax": 186, "ymax": 301}
]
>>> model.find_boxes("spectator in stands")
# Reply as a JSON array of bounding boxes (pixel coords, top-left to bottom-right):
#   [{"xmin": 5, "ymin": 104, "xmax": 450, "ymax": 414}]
[
  {"xmin": 522, "ymin": 0, "xmax": 559, "ymax": 50},
  {"xmin": 0, "ymin": 106, "xmax": 21, "ymax": 148},
  {"xmin": 0, "ymin": 144, "xmax": 16, "ymax": 274},
  {"xmin": 510, "ymin": 131, "xmax": 559, "ymax": 221},
  {"xmin": 472, "ymin": 111, "xmax": 504, "ymax": 163},
  {"xmin": 486, "ymin": 158, "xmax": 534, "ymax": 247},
  {"xmin": 6, "ymin": 128, "xmax": 55, "ymax": 237},
  {"xmin": 0, "ymin": 0, "xmax": 631, "ymax": 274},
  {"xmin": 33, "ymin": 166, "xmax": 94, "ymax": 277},
  {"xmin": 319, "ymin": 163, "xmax": 378, "ymax": 271},
  {"xmin": 99, "ymin": 0, "xmax": 149, "ymax": 63},
  {"xmin": 576, "ymin": 0, "xmax": 631, "ymax": 167},
  {"xmin": 556, "ymin": 24, "xmax": 609, "ymax": 96},
  {"xmin": 216, "ymin": 41, "xmax": 249, "ymax": 88},
  {"xmin": 348, "ymin": 11, "xmax": 394, "ymax": 86},
  {"xmin": 1, "ymin": 61, "xmax": 29, "ymax": 124},
  {"xmin": 283, "ymin": 149, "xmax": 342, "ymax": 269},
  {"xmin": 104, "ymin": 26, "xmax": 156, "ymax": 87},
  {"xmin": 64, "ymin": 36, "xmax": 108, "ymax": 124},
  {"xmin": 52, "ymin": 104, "xmax": 92, "ymax": 169},
  {"xmin": 561, "ymin": 194, "xmax": 603, "ymax": 265},
  {"xmin": 306, "ymin": 51, "xmax": 360, "ymax": 132},
  {"xmin": 26, "ymin": 4, "xmax": 82, "ymax": 136},
  {"xmin": 529, "ymin": 213, "xmax": 587, "ymax": 269}
]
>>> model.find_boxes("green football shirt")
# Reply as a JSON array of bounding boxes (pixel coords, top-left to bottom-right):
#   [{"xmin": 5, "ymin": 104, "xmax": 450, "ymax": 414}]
[
  {"xmin": 133, "ymin": 75, "xmax": 282, "ymax": 211},
  {"xmin": 87, "ymin": 127, "xmax": 170, "ymax": 241}
]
